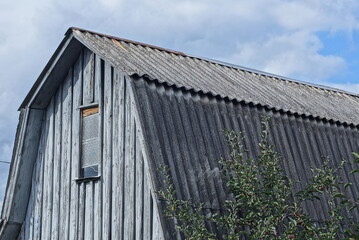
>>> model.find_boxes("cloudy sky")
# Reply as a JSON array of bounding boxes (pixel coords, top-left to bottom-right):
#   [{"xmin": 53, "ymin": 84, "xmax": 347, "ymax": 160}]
[{"xmin": 1, "ymin": 0, "xmax": 359, "ymax": 209}]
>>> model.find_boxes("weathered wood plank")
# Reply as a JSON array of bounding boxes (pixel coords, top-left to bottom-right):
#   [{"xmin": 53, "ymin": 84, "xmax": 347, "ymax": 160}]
[
  {"xmin": 153, "ymin": 202, "xmax": 164, "ymax": 240},
  {"xmin": 84, "ymin": 182, "xmax": 94, "ymax": 240},
  {"xmin": 83, "ymin": 49, "xmax": 94, "ymax": 104},
  {"xmin": 32, "ymin": 113, "xmax": 47, "ymax": 240},
  {"xmin": 69, "ymin": 53, "xmax": 83, "ymax": 240},
  {"xmin": 94, "ymin": 54, "xmax": 101, "ymax": 103},
  {"xmin": 59, "ymin": 69, "xmax": 73, "ymax": 240},
  {"xmin": 41, "ymin": 98, "xmax": 55, "ymax": 240},
  {"xmin": 17, "ymin": 225, "xmax": 24, "ymax": 240},
  {"xmin": 4, "ymin": 107, "xmax": 44, "ymax": 235},
  {"xmin": 50, "ymin": 83, "xmax": 63, "ymax": 240},
  {"xmin": 78, "ymin": 183, "xmax": 85, "ymax": 240},
  {"xmin": 24, "ymin": 125, "xmax": 45, "ymax": 240},
  {"xmin": 143, "ymin": 177, "xmax": 152, "ymax": 240},
  {"xmin": 102, "ymin": 62, "xmax": 113, "ymax": 239},
  {"xmin": 124, "ymin": 82, "xmax": 135, "ymax": 240},
  {"xmin": 23, "ymin": 197, "xmax": 33, "ymax": 239},
  {"xmin": 93, "ymin": 55, "xmax": 102, "ymax": 240},
  {"xmin": 93, "ymin": 181, "xmax": 101, "ymax": 240},
  {"xmin": 111, "ymin": 69, "xmax": 123, "ymax": 239},
  {"xmin": 2, "ymin": 109, "xmax": 28, "ymax": 220},
  {"xmin": 135, "ymin": 142, "xmax": 144, "ymax": 240},
  {"xmin": 23, "ymin": 195, "xmax": 33, "ymax": 239}
]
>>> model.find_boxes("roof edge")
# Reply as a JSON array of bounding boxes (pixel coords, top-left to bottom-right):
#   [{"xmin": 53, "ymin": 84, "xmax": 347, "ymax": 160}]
[
  {"xmin": 19, "ymin": 30, "xmax": 75, "ymax": 109},
  {"xmin": 131, "ymin": 73, "xmax": 359, "ymax": 128},
  {"xmin": 188, "ymin": 54, "xmax": 359, "ymax": 99},
  {"xmin": 69, "ymin": 27, "xmax": 187, "ymax": 57}
]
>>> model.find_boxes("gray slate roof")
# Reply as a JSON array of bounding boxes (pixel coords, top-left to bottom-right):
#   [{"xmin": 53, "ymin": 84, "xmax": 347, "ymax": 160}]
[{"xmin": 72, "ymin": 28, "xmax": 359, "ymax": 126}]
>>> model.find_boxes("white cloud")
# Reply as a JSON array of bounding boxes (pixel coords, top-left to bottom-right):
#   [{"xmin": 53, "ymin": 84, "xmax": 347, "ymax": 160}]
[
  {"xmin": 269, "ymin": 0, "xmax": 359, "ymax": 32},
  {"xmin": 97, "ymin": 0, "xmax": 124, "ymax": 10},
  {"xmin": 228, "ymin": 30, "xmax": 346, "ymax": 81}
]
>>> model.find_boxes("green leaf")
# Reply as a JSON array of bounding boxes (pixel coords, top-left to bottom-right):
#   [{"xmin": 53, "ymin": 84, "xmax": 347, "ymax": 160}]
[
  {"xmin": 350, "ymin": 169, "xmax": 359, "ymax": 174},
  {"xmin": 352, "ymin": 152, "xmax": 359, "ymax": 159},
  {"xmin": 349, "ymin": 205, "xmax": 357, "ymax": 212},
  {"xmin": 311, "ymin": 195, "xmax": 321, "ymax": 200},
  {"xmin": 332, "ymin": 193, "xmax": 346, "ymax": 198}
]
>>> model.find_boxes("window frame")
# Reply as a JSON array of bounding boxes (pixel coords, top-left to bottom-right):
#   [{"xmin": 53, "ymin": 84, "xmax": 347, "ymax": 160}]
[{"xmin": 76, "ymin": 103, "xmax": 101, "ymax": 182}]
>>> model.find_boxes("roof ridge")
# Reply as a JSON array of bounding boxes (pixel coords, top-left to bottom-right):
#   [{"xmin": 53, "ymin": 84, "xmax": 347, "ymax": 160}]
[
  {"xmin": 68, "ymin": 27, "xmax": 359, "ymax": 99},
  {"xmin": 69, "ymin": 27, "xmax": 187, "ymax": 57}
]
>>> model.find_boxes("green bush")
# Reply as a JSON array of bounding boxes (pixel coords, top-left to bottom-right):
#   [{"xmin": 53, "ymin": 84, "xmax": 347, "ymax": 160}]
[{"xmin": 158, "ymin": 118, "xmax": 359, "ymax": 240}]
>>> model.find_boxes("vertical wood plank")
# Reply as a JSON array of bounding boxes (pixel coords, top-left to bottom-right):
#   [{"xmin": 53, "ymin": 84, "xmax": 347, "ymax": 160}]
[
  {"xmin": 24, "ymin": 199, "xmax": 33, "ymax": 240},
  {"xmin": 24, "ymin": 192, "xmax": 33, "ymax": 239},
  {"xmin": 84, "ymin": 182, "xmax": 94, "ymax": 240},
  {"xmin": 33, "ymin": 116, "xmax": 46, "ymax": 240},
  {"xmin": 83, "ymin": 49, "xmax": 94, "ymax": 104},
  {"xmin": 69, "ymin": 53, "xmax": 83, "ymax": 240},
  {"xmin": 111, "ymin": 69, "xmax": 124, "ymax": 239},
  {"xmin": 41, "ymin": 97, "xmax": 55, "ymax": 240},
  {"xmin": 93, "ymin": 55, "xmax": 102, "ymax": 240},
  {"xmin": 59, "ymin": 69, "xmax": 73, "ymax": 240},
  {"xmin": 93, "ymin": 182, "xmax": 101, "ymax": 240},
  {"xmin": 1, "ymin": 108, "xmax": 28, "ymax": 221},
  {"xmin": 78, "ymin": 183, "xmax": 86, "ymax": 240},
  {"xmin": 51, "ymin": 84, "xmax": 63, "ymax": 240},
  {"xmin": 24, "ymin": 118, "xmax": 47, "ymax": 240},
  {"xmin": 124, "ymin": 82, "xmax": 135, "ymax": 240},
  {"xmin": 135, "ymin": 144, "xmax": 144, "ymax": 240},
  {"xmin": 6, "ymin": 109, "xmax": 43, "ymax": 226},
  {"xmin": 143, "ymin": 178, "xmax": 152, "ymax": 240},
  {"xmin": 17, "ymin": 225, "xmax": 24, "ymax": 240},
  {"xmin": 94, "ymin": 54, "xmax": 101, "ymax": 103},
  {"xmin": 102, "ymin": 62, "xmax": 113, "ymax": 240},
  {"xmin": 24, "ymin": 124, "xmax": 45, "ymax": 240},
  {"xmin": 152, "ymin": 203, "xmax": 164, "ymax": 240}
]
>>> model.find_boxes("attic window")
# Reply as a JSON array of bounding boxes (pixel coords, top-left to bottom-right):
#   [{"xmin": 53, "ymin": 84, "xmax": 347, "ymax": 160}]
[{"xmin": 81, "ymin": 106, "xmax": 100, "ymax": 178}]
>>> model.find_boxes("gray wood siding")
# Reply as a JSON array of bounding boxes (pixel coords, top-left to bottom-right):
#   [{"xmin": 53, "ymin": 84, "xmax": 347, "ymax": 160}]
[{"xmin": 19, "ymin": 49, "xmax": 164, "ymax": 240}]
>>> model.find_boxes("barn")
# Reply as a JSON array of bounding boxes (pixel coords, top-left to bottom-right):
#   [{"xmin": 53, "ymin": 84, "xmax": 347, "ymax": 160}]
[{"xmin": 1, "ymin": 27, "xmax": 359, "ymax": 240}]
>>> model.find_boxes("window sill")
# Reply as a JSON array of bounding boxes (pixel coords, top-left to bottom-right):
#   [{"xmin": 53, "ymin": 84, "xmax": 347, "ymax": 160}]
[
  {"xmin": 75, "ymin": 176, "xmax": 101, "ymax": 183},
  {"xmin": 78, "ymin": 103, "xmax": 99, "ymax": 109}
]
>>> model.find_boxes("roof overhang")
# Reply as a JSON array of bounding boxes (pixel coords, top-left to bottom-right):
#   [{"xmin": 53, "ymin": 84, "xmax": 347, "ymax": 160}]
[{"xmin": 19, "ymin": 31, "xmax": 84, "ymax": 110}]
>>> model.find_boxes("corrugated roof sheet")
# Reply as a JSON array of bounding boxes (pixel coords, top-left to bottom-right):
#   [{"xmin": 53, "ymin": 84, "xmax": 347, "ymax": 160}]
[
  {"xmin": 71, "ymin": 28, "xmax": 359, "ymax": 126},
  {"xmin": 132, "ymin": 77, "xmax": 359, "ymax": 239}
]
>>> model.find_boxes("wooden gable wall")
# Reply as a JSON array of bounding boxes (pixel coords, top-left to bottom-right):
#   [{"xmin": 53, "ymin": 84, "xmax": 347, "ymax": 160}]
[{"xmin": 17, "ymin": 48, "xmax": 164, "ymax": 240}]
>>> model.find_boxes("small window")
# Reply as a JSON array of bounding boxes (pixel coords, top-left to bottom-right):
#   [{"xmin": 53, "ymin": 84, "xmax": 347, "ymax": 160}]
[{"xmin": 81, "ymin": 107, "xmax": 100, "ymax": 178}]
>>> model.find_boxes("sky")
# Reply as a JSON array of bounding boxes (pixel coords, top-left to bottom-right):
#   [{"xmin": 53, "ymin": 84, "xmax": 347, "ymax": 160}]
[{"xmin": 1, "ymin": 0, "xmax": 359, "ymax": 210}]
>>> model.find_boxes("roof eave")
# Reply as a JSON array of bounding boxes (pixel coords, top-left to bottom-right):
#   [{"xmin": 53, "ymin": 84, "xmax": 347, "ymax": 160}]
[{"xmin": 19, "ymin": 29, "xmax": 83, "ymax": 110}]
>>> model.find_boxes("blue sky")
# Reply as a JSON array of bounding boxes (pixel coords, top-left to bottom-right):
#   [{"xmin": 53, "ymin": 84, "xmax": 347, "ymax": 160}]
[
  {"xmin": 1, "ymin": 0, "xmax": 359, "ymax": 209},
  {"xmin": 318, "ymin": 31, "xmax": 359, "ymax": 84}
]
